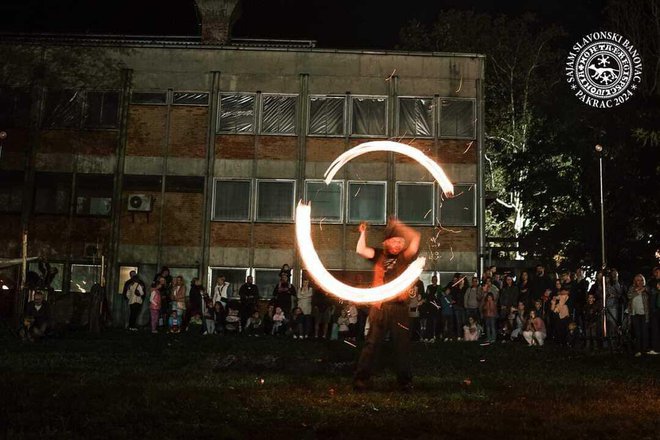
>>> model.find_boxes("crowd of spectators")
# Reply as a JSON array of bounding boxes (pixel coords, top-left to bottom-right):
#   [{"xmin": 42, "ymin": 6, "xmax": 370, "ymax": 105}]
[{"xmin": 18, "ymin": 262, "xmax": 660, "ymax": 358}]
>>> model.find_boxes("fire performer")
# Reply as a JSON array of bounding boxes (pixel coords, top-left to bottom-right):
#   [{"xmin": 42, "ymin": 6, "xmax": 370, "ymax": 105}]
[{"xmin": 353, "ymin": 218, "xmax": 421, "ymax": 392}]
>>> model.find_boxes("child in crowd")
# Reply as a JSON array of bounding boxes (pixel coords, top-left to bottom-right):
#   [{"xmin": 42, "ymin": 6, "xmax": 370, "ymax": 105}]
[
  {"xmin": 203, "ymin": 301, "xmax": 218, "ymax": 335},
  {"xmin": 337, "ymin": 308, "xmax": 350, "ymax": 340},
  {"xmin": 245, "ymin": 311, "xmax": 263, "ymax": 336},
  {"xmin": 510, "ymin": 302, "xmax": 526, "ymax": 340},
  {"xmin": 149, "ymin": 283, "xmax": 161, "ymax": 334},
  {"xmin": 463, "ymin": 315, "xmax": 481, "ymax": 341},
  {"xmin": 168, "ymin": 310, "xmax": 180, "ymax": 333},
  {"xmin": 290, "ymin": 307, "xmax": 305, "ymax": 339},
  {"xmin": 347, "ymin": 302, "xmax": 358, "ymax": 342},
  {"xmin": 19, "ymin": 316, "xmax": 35, "ymax": 342},
  {"xmin": 271, "ymin": 306, "xmax": 287, "ymax": 335},
  {"xmin": 225, "ymin": 303, "xmax": 241, "ymax": 334},
  {"xmin": 523, "ymin": 310, "xmax": 546, "ymax": 346}
]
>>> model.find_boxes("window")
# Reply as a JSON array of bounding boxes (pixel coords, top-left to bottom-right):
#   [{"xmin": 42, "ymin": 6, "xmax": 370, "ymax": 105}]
[
  {"xmin": 256, "ymin": 180, "xmax": 295, "ymax": 222},
  {"xmin": 398, "ymin": 97, "xmax": 433, "ymax": 137},
  {"xmin": 438, "ymin": 183, "xmax": 476, "ymax": 226},
  {"xmin": 218, "ymin": 93, "xmax": 256, "ymax": 133},
  {"xmin": 0, "ymin": 171, "xmax": 24, "ymax": 213},
  {"xmin": 0, "ymin": 88, "xmax": 30, "ymax": 128},
  {"xmin": 351, "ymin": 96, "xmax": 387, "ymax": 136},
  {"xmin": 396, "ymin": 182, "xmax": 434, "ymax": 225},
  {"xmin": 304, "ymin": 180, "xmax": 343, "ymax": 222},
  {"xmin": 131, "ymin": 92, "xmax": 167, "ymax": 105},
  {"xmin": 213, "ymin": 179, "xmax": 251, "ymax": 221},
  {"xmin": 347, "ymin": 181, "xmax": 386, "ymax": 224},
  {"xmin": 42, "ymin": 90, "xmax": 83, "ymax": 128},
  {"xmin": 261, "ymin": 94, "xmax": 297, "ymax": 135},
  {"xmin": 84, "ymin": 91, "xmax": 120, "ymax": 128},
  {"xmin": 173, "ymin": 92, "xmax": 209, "ymax": 106},
  {"xmin": 75, "ymin": 174, "xmax": 113, "ymax": 216},
  {"xmin": 34, "ymin": 173, "xmax": 72, "ymax": 214},
  {"xmin": 439, "ymin": 99, "xmax": 475, "ymax": 139},
  {"xmin": 208, "ymin": 267, "xmax": 250, "ymax": 300},
  {"xmin": 70, "ymin": 264, "xmax": 101, "ymax": 293},
  {"xmin": 28, "ymin": 262, "xmax": 64, "ymax": 292},
  {"xmin": 308, "ymin": 96, "xmax": 345, "ymax": 136},
  {"xmin": 254, "ymin": 268, "xmax": 286, "ymax": 298}
]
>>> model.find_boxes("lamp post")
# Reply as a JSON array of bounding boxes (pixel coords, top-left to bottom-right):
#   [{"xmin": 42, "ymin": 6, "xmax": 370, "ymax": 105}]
[{"xmin": 595, "ymin": 144, "xmax": 607, "ymax": 338}]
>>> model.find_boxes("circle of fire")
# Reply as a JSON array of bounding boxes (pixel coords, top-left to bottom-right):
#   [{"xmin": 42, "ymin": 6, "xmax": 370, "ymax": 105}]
[{"xmin": 295, "ymin": 141, "xmax": 455, "ymax": 303}]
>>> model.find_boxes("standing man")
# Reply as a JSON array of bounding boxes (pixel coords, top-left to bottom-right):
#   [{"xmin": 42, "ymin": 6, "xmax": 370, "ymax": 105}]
[
  {"xmin": 122, "ymin": 271, "xmax": 145, "ymax": 330},
  {"xmin": 238, "ymin": 275, "xmax": 260, "ymax": 328},
  {"xmin": 354, "ymin": 219, "xmax": 421, "ymax": 392}
]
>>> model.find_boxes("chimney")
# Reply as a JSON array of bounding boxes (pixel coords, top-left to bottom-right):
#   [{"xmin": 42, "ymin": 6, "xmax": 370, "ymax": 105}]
[{"xmin": 194, "ymin": 0, "xmax": 242, "ymax": 44}]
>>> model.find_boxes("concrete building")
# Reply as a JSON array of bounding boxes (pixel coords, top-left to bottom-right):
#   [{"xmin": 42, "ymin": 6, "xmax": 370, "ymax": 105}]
[{"xmin": 0, "ymin": 0, "xmax": 485, "ymax": 321}]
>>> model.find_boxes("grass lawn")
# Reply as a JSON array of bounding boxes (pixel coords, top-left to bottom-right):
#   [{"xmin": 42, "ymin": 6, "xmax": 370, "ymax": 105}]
[{"xmin": 1, "ymin": 329, "xmax": 659, "ymax": 439}]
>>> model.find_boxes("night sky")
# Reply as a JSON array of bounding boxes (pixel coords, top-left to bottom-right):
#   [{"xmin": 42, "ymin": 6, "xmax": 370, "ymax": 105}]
[{"xmin": 0, "ymin": 0, "xmax": 607, "ymax": 49}]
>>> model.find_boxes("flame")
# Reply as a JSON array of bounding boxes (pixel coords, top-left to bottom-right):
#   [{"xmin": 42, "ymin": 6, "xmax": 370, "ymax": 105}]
[{"xmin": 295, "ymin": 202, "xmax": 425, "ymax": 303}]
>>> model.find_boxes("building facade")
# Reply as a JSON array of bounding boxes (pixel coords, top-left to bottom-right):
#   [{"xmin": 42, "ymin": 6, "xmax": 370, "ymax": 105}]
[{"xmin": 0, "ymin": 30, "xmax": 485, "ymax": 318}]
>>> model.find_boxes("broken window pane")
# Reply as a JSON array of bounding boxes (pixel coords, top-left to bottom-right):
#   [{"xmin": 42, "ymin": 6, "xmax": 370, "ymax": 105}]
[{"xmin": 42, "ymin": 90, "xmax": 83, "ymax": 128}]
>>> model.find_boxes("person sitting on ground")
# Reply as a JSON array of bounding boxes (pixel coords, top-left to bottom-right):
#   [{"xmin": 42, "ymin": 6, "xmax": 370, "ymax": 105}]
[
  {"xmin": 203, "ymin": 301, "xmax": 217, "ymax": 335},
  {"xmin": 290, "ymin": 307, "xmax": 305, "ymax": 339},
  {"xmin": 244, "ymin": 311, "xmax": 263, "ymax": 336},
  {"xmin": 463, "ymin": 315, "xmax": 481, "ymax": 341},
  {"xmin": 168, "ymin": 310, "xmax": 180, "ymax": 334},
  {"xmin": 19, "ymin": 316, "xmax": 35, "ymax": 342},
  {"xmin": 24, "ymin": 291, "xmax": 50, "ymax": 340},
  {"xmin": 262, "ymin": 304, "xmax": 275, "ymax": 335},
  {"xmin": 523, "ymin": 310, "xmax": 546, "ymax": 346},
  {"xmin": 225, "ymin": 301, "xmax": 242, "ymax": 334},
  {"xmin": 271, "ymin": 306, "xmax": 287, "ymax": 335}
]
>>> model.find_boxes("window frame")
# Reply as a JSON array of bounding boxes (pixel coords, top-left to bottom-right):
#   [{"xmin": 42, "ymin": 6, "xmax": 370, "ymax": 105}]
[
  {"xmin": 69, "ymin": 263, "xmax": 101, "ymax": 293},
  {"xmin": 259, "ymin": 93, "xmax": 298, "ymax": 136},
  {"xmin": 396, "ymin": 96, "xmax": 435, "ymax": 139},
  {"xmin": 211, "ymin": 178, "xmax": 253, "ymax": 222},
  {"xmin": 346, "ymin": 180, "xmax": 387, "ymax": 225},
  {"xmin": 83, "ymin": 90, "xmax": 121, "ymax": 129},
  {"xmin": 306, "ymin": 94, "xmax": 347, "ymax": 137},
  {"xmin": 254, "ymin": 178, "xmax": 297, "ymax": 223},
  {"xmin": 438, "ymin": 182, "xmax": 477, "ymax": 227},
  {"xmin": 253, "ymin": 267, "xmax": 291, "ymax": 296},
  {"xmin": 438, "ymin": 97, "xmax": 476, "ymax": 140},
  {"xmin": 394, "ymin": 181, "xmax": 436, "ymax": 226},
  {"xmin": 130, "ymin": 91, "xmax": 168, "ymax": 105},
  {"xmin": 349, "ymin": 95, "xmax": 389, "ymax": 138},
  {"xmin": 303, "ymin": 179, "xmax": 344, "ymax": 224},
  {"xmin": 217, "ymin": 92, "xmax": 257, "ymax": 134},
  {"xmin": 208, "ymin": 266, "xmax": 251, "ymax": 300}
]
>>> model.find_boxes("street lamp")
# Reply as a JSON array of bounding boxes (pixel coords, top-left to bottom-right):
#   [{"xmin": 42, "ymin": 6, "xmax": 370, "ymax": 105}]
[{"xmin": 595, "ymin": 144, "xmax": 607, "ymax": 339}]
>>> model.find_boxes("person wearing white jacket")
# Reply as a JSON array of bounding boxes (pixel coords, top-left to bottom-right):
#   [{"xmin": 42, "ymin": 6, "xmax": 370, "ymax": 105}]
[{"xmin": 298, "ymin": 279, "xmax": 314, "ymax": 338}]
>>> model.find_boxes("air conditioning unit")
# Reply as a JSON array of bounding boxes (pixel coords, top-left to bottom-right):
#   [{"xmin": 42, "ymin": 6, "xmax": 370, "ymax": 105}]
[{"xmin": 127, "ymin": 194, "xmax": 152, "ymax": 212}]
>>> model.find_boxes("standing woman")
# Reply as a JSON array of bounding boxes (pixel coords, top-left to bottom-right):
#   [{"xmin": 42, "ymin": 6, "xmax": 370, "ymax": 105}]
[
  {"xmin": 297, "ymin": 279, "xmax": 314, "ymax": 338},
  {"xmin": 188, "ymin": 278, "xmax": 203, "ymax": 325},
  {"xmin": 518, "ymin": 271, "xmax": 531, "ymax": 309},
  {"xmin": 627, "ymin": 274, "xmax": 650, "ymax": 357},
  {"xmin": 172, "ymin": 276, "xmax": 187, "ymax": 328}
]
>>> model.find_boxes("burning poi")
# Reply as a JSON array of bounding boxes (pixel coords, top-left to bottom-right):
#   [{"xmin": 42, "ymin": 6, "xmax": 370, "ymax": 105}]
[{"xmin": 295, "ymin": 141, "xmax": 454, "ymax": 303}]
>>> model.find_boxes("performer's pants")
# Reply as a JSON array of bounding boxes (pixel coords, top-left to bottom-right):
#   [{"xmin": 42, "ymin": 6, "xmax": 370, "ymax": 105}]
[{"xmin": 355, "ymin": 302, "xmax": 412, "ymax": 385}]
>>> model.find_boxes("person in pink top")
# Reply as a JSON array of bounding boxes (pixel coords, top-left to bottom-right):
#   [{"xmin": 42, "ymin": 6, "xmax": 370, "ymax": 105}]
[
  {"xmin": 523, "ymin": 310, "xmax": 547, "ymax": 346},
  {"xmin": 149, "ymin": 282, "xmax": 161, "ymax": 334}
]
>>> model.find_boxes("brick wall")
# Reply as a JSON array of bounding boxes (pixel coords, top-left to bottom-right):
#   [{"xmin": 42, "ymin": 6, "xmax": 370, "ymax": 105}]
[
  {"xmin": 126, "ymin": 106, "xmax": 167, "ymax": 156},
  {"xmin": 161, "ymin": 192, "xmax": 203, "ymax": 245},
  {"xmin": 215, "ymin": 134, "xmax": 254, "ymax": 160},
  {"xmin": 210, "ymin": 222, "xmax": 251, "ymax": 247},
  {"xmin": 168, "ymin": 106, "xmax": 208, "ymax": 158},
  {"xmin": 119, "ymin": 191, "xmax": 161, "ymax": 245}
]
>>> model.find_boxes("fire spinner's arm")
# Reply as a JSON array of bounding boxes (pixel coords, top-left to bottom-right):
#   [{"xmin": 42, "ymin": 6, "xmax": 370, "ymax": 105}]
[
  {"xmin": 356, "ymin": 222, "xmax": 375, "ymax": 260},
  {"xmin": 392, "ymin": 219, "xmax": 421, "ymax": 260}
]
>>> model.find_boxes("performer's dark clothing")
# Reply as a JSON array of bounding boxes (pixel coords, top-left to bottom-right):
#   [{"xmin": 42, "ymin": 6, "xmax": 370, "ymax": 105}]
[{"xmin": 355, "ymin": 247, "xmax": 415, "ymax": 386}]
